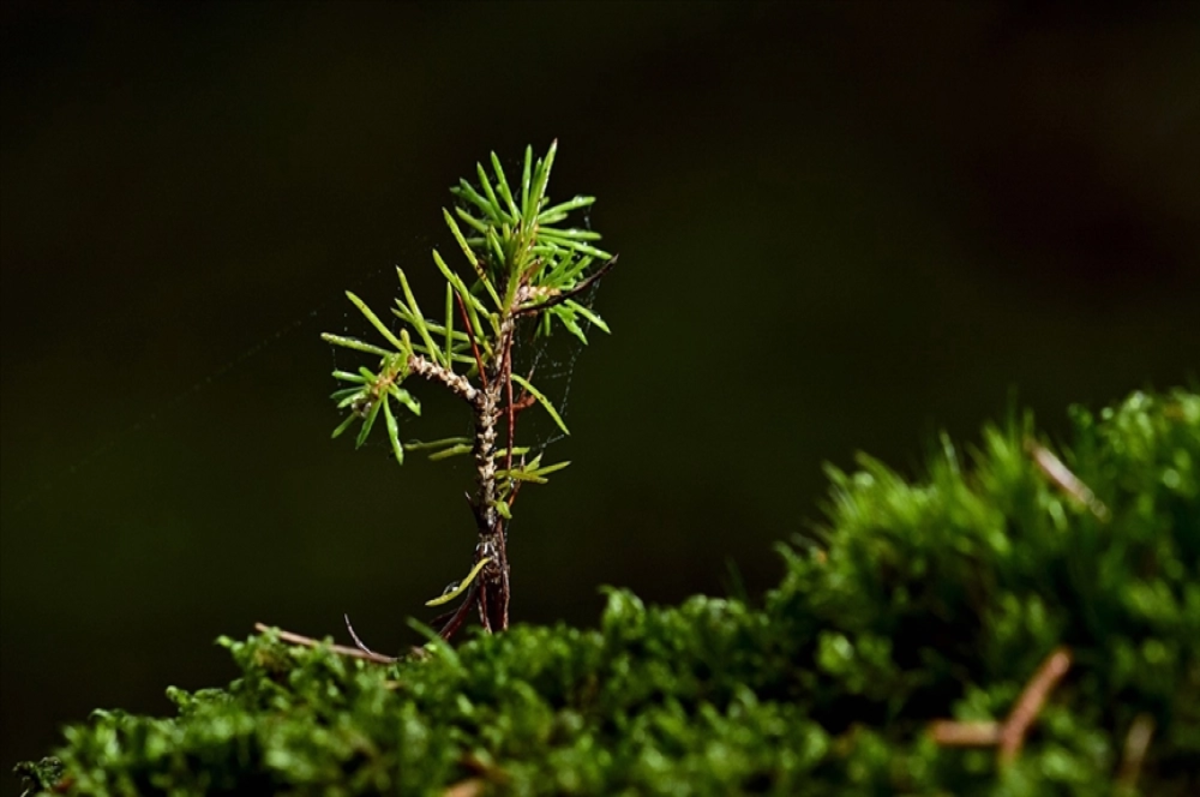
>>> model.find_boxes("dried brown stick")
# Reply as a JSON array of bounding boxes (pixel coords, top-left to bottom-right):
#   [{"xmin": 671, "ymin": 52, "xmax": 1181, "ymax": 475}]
[
  {"xmin": 437, "ymin": 583, "xmax": 480, "ymax": 641},
  {"xmin": 928, "ymin": 646, "xmax": 1072, "ymax": 768},
  {"xmin": 998, "ymin": 646, "xmax": 1072, "ymax": 765},
  {"xmin": 1026, "ymin": 439, "xmax": 1109, "ymax": 520},
  {"xmin": 513, "ymin": 255, "xmax": 617, "ymax": 316},
  {"xmin": 1116, "ymin": 713, "xmax": 1155, "ymax": 789},
  {"xmin": 443, "ymin": 779, "xmax": 484, "ymax": 797},
  {"xmin": 253, "ymin": 622, "xmax": 398, "ymax": 665},
  {"xmin": 344, "ymin": 614, "xmax": 401, "ymax": 663},
  {"xmin": 504, "ymin": 340, "xmax": 515, "ymax": 476},
  {"xmin": 928, "ymin": 721, "xmax": 1002, "ymax": 746},
  {"xmin": 455, "ymin": 292, "xmax": 488, "ymax": 391}
]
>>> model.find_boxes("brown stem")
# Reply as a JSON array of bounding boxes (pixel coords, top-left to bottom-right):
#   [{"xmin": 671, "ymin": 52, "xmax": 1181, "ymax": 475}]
[
  {"xmin": 1116, "ymin": 713, "xmax": 1155, "ymax": 789},
  {"xmin": 408, "ymin": 354, "xmax": 478, "ymax": 403},
  {"xmin": 1026, "ymin": 439, "xmax": 1109, "ymax": 520},
  {"xmin": 928, "ymin": 721, "xmax": 1002, "ymax": 746},
  {"xmin": 998, "ymin": 647, "xmax": 1071, "ymax": 765},
  {"xmin": 513, "ymin": 255, "xmax": 617, "ymax": 316},
  {"xmin": 437, "ymin": 584, "xmax": 481, "ymax": 640},
  {"xmin": 253, "ymin": 622, "xmax": 400, "ymax": 665},
  {"xmin": 504, "ymin": 340, "xmax": 516, "ymax": 477},
  {"xmin": 928, "ymin": 646, "xmax": 1072, "ymax": 768},
  {"xmin": 455, "ymin": 292, "xmax": 488, "ymax": 391}
]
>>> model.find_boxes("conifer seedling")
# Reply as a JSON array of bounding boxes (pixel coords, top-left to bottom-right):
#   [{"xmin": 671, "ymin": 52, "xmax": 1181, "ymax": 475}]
[{"xmin": 323, "ymin": 141, "xmax": 615, "ymax": 644}]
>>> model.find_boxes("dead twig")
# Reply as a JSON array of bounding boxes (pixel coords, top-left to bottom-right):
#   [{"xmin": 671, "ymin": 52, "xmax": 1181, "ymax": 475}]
[
  {"xmin": 513, "ymin": 255, "xmax": 617, "ymax": 316},
  {"xmin": 999, "ymin": 646, "xmax": 1072, "ymax": 765},
  {"xmin": 929, "ymin": 646, "xmax": 1072, "ymax": 768},
  {"xmin": 442, "ymin": 778, "xmax": 484, "ymax": 797},
  {"xmin": 455, "ymin": 292, "xmax": 488, "ymax": 391},
  {"xmin": 1116, "ymin": 713, "xmax": 1155, "ymax": 790},
  {"xmin": 1026, "ymin": 439, "xmax": 1109, "ymax": 520},
  {"xmin": 437, "ymin": 582, "xmax": 481, "ymax": 640},
  {"xmin": 928, "ymin": 720, "xmax": 1002, "ymax": 746},
  {"xmin": 343, "ymin": 614, "xmax": 401, "ymax": 663},
  {"xmin": 253, "ymin": 622, "xmax": 399, "ymax": 665}
]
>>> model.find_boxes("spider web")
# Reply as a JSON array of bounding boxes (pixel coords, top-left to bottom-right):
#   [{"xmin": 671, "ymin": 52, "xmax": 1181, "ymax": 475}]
[{"xmin": 509, "ymin": 278, "xmax": 606, "ymax": 462}]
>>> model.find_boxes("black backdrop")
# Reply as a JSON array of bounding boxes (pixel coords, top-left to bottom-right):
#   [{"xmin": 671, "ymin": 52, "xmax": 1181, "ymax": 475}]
[{"xmin": 3, "ymin": 1, "xmax": 1198, "ymax": 773}]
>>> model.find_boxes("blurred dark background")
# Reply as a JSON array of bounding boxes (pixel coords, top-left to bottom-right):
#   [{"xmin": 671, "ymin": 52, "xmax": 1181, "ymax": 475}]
[{"xmin": 2, "ymin": 0, "xmax": 1198, "ymax": 774}]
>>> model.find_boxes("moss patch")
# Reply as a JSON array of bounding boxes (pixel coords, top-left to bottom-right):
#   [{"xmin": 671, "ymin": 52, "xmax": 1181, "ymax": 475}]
[{"xmin": 18, "ymin": 389, "xmax": 1199, "ymax": 795}]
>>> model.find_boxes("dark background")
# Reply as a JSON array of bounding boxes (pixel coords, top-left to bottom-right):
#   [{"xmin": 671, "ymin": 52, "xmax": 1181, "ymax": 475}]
[{"xmin": 2, "ymin": 0, "xmax": 1198, "ymax": 775}]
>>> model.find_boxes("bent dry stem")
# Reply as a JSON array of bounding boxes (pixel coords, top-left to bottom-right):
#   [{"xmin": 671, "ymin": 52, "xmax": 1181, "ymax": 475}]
[{"xmin": 321, "ymin": 140, "xmax": 616, "ymax": 646}]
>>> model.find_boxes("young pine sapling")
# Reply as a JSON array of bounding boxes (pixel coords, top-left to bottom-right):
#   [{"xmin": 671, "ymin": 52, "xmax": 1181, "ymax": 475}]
[{"xmin": 323, "ymin": 141, "xmax": 616, "ymax": 645}]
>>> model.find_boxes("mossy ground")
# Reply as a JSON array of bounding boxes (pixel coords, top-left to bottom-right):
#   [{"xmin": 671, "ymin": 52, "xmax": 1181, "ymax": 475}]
[{"xmin": 17, "ymin": 389, "xmax": 1199, "ymax": 795}]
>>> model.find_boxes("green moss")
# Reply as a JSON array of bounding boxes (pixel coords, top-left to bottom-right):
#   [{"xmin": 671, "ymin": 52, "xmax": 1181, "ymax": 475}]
[{"xmin": 18, "ymin": 389, "xmax": 1199, "ymax": 795}]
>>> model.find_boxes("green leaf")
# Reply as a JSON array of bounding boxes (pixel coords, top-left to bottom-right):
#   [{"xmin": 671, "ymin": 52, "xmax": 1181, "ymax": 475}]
[
  {"xmin": 453, "ymin": 206, "xmax": 489, "ymax": 235},
  {"xmin": 331, "ymin": 413, "xmax": 357, "ymax": 439},
  {"xmin": 443, "ymin": 282, "xmax": 455, "ymax": 369},
  {"xmin": 497, "ymin": 457, "xmax": 571, "ymax": 484},
  {"xmin": 345, "ymin": 292, "xmax": 408, "ymax": 352},
  {"xmin": 321, "ymin": 333, "xmax": 392, "ymax": 357},
  {"xmin": 485, "ymin": 227, "xmax": 506, "ymax": 273},
  {"xmin": 554, "ymin": 254, "xmax": 596, "ymax": 285},
  {"xmin": 496, "ymin": 468, "xmax": 547, "ymax": 484},
  {"xmin": 428, "ymin": 443, "xmax": 473, "ymax": 461},
  {"xmin": 512, "ymin": 373, "xmax": 569, "ymax": 435},
  {"xmin": 335, "ymin": 390, "xmax": 366, "ymax": 409},
  {"xmin": 389, "ymin": 386, "xmax": 421, "ymax": 416},
  {"xmin": 431, "ymin": 249, "xmax": 491, "ymax": 321},
  {"xmin": 530, "ymin": 459, "xmax": 571, "ymax": 478},
  {"xmin": 538, "ymin": 194, "xmax": 595, "ymax": 221},
  {"xmin": 424, "ymin": 557, "xmax": 491, "ymax": 606},
  {"xmin": 397, "ymin": 268, "xmax": 443, "ymax": 367},
  {"xmin": 491, "ymin": 446, "xmax": 531, "ymax": 459},
  {"xmin": 535, "ymin": 239, "xmax": 612, "ymax": 259},
  {"xmin": 475, "ymin": 162, "xmax": 508, "ymax": 224},
  {"xmin": 454, "ymin": 178, "xmax": 499, "ymax": 223},
  {"xmin": 520, "ymin": 144, "xmax": 533, "ymax": 221},
  {"xmin": 538, "ymin": 227, "xmax": 602, "ymax": 242},
  {"xmin": 402, "ymin": 436, "xmax": 471, "ymax": 452},
  {"xmin": 496, "ymin": 459, "xmax": 569, "ymax": 484},
  {"xmin": 355, "ymin": 397, "xmax": 384, "ymax": 449},
  {"xmin": 566, "ymin": 299, "xmax": 610, "ymax": 334},
  {"xmin": 529, "ymin": 139, "xmax": 557, "ymax": 220},
  {"xmin": 383, "ymin": 398, "xmax": 404, "ymax": 465},
  {"xmin": 442, "ymin": 210, "xmax": 485, "ymax": 281},
  {"xmin": 490, "ymin": 151, "xmax": 521, "ymax": 219},
  {"xmin": 332, "ymin": 370, "xmax": 370, "ymax": 383},
  {"xmin": 551, "ymin": 305, "xmax": 589, "ymax": 345}
]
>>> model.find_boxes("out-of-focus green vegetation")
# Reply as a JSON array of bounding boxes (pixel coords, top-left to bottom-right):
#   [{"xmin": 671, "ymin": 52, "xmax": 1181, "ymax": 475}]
[{"xmin": 17, "ymin": 388, "xmax": 1198, "ymax": 795}]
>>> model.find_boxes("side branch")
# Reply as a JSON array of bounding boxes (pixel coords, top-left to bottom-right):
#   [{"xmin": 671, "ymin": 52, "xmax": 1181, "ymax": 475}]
[
  {"xmin": 253, "ymin": 622, "xmax": 402, "ymax": 665},
  {"xmin": 999, "ymin": 646, "xmax": 1072, "ymax": 765},
  {"xmin": 929, "ymin": 646, "xmax": 1072, "ymax": 767},
  {"xmin": 514, "ymin": 255, "xmax": 618, "ymax": 316},
  {"xmin": 408, "ymin": 354, "xmax": 479, "ymax": 404}
]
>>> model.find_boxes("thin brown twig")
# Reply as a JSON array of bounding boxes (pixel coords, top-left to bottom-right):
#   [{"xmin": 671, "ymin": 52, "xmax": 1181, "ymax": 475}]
[
  {"xmin": 928, "ymin": 721, "xmax": 1002, "ymax": 746},
  {"xmin": 1116, "ymin": 713, "xmax": 1155, "ymax": 790},
  {"xmin": 1026, "ymin": 439, "xmax": 1109, "ymax": 520},
  {"xmin": 513, "ymin": 255, "xmax": 618, "ymax": 316},
  {"xmin": 455, "ymin": 292, "xmax": 488, "ymax": 391},
  {"xmin": 928, "ymin": 646, "xmax": 1072, "ymax": 768},
  {"xmin": 408, "ymin": 354, "xmax": 478, "ymax": 403},
  {"xmin": 443, "ymin": 778, "xmax": 484, "ymax": 797},
  {"xmin": 344, "ymin": 614, "xmax": 400, "ymax": 662},
  {"xmin": 253, "ymin": 622, "xmax": 398, "ymax": 665},
  {"xmin": 998, "ymin": 646, "xmax": 1072, "ymax": 765},
  {"xmin": 504, "ymin": 340, "xmax": 515, "ymax": 477},
  {"xmin": 437, "ymin": 583, "xmax": 480, "ymax": 640}
]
